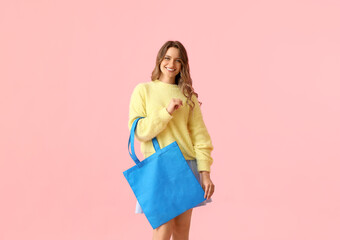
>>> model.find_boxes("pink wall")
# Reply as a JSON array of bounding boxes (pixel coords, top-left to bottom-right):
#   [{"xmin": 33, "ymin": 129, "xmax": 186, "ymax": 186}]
[{"xmin": 1, "ymin": 0, "xmax": 340, "ymax": 239}]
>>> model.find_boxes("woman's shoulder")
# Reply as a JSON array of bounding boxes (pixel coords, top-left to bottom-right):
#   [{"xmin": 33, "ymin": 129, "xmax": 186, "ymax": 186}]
[
  {"xmin": 133, "ymin": 80, "xmax": 157, "ymax": 93},
  {"xmin": 134, "ymin": 80, "xmax": 154, "ymax": 89},
  {"xmin": 131, "ymin": 81, "xmax": 154, "ymax": 97},
  {"xmin": 132, "ymin": 81, "xmax": 146, "ymax": 91}
]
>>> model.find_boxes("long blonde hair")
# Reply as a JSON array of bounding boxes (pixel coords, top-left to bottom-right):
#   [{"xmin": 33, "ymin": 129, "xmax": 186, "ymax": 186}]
[{"xmin": 150, "ymin": 40, "xmax": 202, "ymax": 111}]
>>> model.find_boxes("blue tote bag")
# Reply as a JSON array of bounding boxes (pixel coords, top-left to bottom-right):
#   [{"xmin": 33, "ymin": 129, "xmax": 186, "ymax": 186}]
[{"xmin": 123, "ymin": 117, "xmax": 207, "ymax": 229}]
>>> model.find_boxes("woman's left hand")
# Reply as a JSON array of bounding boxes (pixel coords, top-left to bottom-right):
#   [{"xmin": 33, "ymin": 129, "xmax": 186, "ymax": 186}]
[{"xmin": 199, "ymin": 171, "xmax": 215, "ymax": 200}]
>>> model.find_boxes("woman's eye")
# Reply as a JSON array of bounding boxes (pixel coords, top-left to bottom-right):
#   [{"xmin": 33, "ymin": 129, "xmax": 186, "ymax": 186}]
[{"xmin": 164, "ymin": 57, "xmax": 180, "ymax": 63}]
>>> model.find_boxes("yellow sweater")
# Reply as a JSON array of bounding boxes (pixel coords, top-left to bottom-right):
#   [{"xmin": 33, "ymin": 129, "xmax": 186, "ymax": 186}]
[{"xmin": 128, "ymin": 79, "xmax": 214, "ymax": 172}]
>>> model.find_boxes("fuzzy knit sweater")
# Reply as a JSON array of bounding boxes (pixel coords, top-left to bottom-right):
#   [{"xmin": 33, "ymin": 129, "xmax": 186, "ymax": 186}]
[{"xmin": 128, "ymin": 79, "xmax": 214, "ymax": 172}]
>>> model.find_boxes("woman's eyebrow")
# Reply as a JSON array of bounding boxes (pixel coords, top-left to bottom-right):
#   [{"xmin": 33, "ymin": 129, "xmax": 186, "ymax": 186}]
[{"xmin": 165, "ymin": 55, "xmax": 181, "ymax": 59}]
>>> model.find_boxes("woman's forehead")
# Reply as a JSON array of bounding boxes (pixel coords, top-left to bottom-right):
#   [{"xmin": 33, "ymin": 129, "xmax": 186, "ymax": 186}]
[{"xmin": 165, "ymin": 48, "xmax": 181, "ymax": 58}]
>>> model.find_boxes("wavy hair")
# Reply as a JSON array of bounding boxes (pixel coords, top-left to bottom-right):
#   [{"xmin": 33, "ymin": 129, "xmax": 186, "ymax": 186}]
[{"xmin": 150, "ymin": 40, "xmax": 202, "ymax": 111}]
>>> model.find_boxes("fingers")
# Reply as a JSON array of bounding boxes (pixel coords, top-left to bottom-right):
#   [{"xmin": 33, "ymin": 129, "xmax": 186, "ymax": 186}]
[
  {"xmin": 171, "ymin": 99, "xmax": 183, "ymax": 112},
  {"xmin": 203, "ymin": 183, "xmax": 215, "ymax": 199},
  {"xmin": 175, "ymin": 99, "xmax": 183, "ymax": 108},
  {"xmin": 201, "ymin": 184, "xmax": 206, "ymax": 198},
  {"xmin": 175, "ymin": 98, "xmax": 183, "ymax": 106},
  {"xmin": 207, "ymin": 183, "xmax": 215, "ymax": 199}
]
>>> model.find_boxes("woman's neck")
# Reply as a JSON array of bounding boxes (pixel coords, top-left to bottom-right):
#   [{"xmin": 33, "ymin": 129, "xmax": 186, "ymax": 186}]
[{"xmin": 158, "ymin": 75, "xmax": 176, "ymax": 84}]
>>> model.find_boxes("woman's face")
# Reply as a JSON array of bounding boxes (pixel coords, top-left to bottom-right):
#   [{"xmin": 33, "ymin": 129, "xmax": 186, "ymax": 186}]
[{"xmin": 160, "ymin": 47, "xmax": 182, "ymax": 79}]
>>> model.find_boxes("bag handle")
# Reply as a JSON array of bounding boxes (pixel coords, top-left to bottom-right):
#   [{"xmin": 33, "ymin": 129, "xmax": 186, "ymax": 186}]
[{"xmin": 128, "ymin": 117, "xmax": 161, "ymax": 167}]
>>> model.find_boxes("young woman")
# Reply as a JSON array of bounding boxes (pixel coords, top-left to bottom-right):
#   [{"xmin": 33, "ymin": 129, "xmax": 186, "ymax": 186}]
[{"xmin": 128, "ymin": 40, "xmax": 215, "ymax": 240}]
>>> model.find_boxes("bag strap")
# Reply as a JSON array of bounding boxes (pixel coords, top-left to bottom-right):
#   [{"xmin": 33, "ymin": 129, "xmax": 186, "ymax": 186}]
[
  {"xmin": 128, "ymin": 117, "xmax": 161, "ymax": 166},
  {"xmin": 152, "ymin": 137, "xmax": 160, "ymax": 151}
]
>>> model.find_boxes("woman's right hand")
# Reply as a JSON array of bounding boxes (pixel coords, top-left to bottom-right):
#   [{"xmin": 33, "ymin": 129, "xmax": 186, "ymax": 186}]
[{"xmin": 166, "ymin": 98, "xmax": 183, "ymax": 115}]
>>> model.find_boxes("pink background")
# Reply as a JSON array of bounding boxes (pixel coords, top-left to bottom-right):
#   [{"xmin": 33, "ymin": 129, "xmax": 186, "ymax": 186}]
[{"xmin": 1, "ymin": 0, "xmax": 340, "ymax": 239}]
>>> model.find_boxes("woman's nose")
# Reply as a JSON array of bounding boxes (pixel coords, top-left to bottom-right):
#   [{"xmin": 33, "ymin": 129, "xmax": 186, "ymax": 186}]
[{"xmin": 167, "ymin": 60, "xmax": 175, "ymax": 67}]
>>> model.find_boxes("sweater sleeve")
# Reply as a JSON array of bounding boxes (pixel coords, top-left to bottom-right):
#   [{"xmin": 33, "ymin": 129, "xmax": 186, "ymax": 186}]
[
  {"xmin": 128, "ymin": 83, "xmax": 173, "ymax": 142},
  {"xmin": 187, "ymin": 94, "xmax": 214, "ymax": 172}
]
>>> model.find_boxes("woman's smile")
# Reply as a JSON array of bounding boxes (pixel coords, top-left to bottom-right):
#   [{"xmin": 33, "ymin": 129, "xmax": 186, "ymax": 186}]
[{"xmin": 166, "ymin": 67, "xmax": 176, "ymax": 72}]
